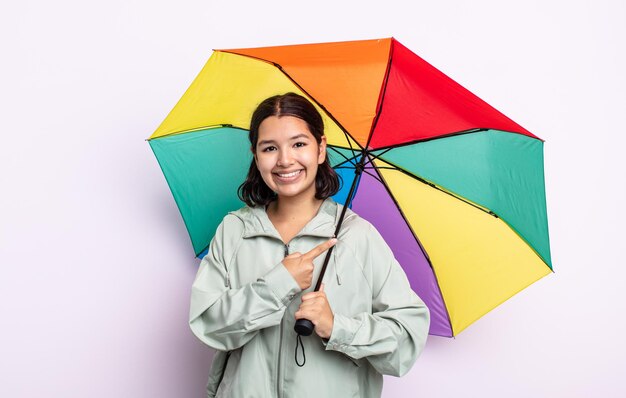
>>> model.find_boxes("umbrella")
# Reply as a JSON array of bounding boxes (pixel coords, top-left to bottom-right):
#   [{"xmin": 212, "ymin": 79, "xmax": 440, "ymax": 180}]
[{"xmin": 148, "ymin": 38, "xmax": 552, "ymax": 337}]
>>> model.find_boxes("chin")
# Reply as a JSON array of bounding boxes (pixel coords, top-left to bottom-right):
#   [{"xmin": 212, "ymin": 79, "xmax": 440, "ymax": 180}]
[{"xmin": 275, "ymin": 185, "xmax": 317, "ymax": 200}]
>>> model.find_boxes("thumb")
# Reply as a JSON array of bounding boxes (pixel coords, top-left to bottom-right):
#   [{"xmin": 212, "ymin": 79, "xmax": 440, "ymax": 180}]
[{"xmin": 320, "ymin": 283, "xmax": 325, "ymax": 292}]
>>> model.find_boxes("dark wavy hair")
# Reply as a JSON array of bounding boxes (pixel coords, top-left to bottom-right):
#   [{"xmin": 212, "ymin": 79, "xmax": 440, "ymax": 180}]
[{"xmin": 238, "ymin": 92, "xmax": 341, "ymax": 207}]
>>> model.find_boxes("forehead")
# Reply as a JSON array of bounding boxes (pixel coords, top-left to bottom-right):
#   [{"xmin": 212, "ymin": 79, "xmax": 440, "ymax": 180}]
[{"xmin": 257, "ymin": 116, "xmax": 313, "ymax": 143}]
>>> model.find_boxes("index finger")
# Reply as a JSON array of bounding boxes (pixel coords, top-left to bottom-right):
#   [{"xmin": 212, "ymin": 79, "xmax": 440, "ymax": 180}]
[{"xmin": 303, "ymin": 238, "xmax": 337, "ymax": 260}]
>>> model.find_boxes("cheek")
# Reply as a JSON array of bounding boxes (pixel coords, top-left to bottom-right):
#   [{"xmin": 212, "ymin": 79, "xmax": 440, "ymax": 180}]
[
  {"xmin": 255, "ymin": 159, "xmax": 275, "ymax": 186},
  {"xmin": 255, "ymin": 155, "xmax": 272, "ymax": 173}
]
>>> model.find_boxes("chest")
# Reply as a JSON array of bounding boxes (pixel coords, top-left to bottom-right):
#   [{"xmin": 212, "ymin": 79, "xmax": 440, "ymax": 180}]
[
  {"xmin": 227, "ymin": 236, "xmax": 373, "ymax": 316},
  {"xmin": 269, "ymin": 218, "xmax": 311, "ymax": 245}
]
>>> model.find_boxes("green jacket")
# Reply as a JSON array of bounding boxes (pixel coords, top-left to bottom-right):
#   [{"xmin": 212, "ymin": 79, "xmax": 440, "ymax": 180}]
[{"xmin": 190, "ymin": 198, "xmax": 430, "ymax": 398}]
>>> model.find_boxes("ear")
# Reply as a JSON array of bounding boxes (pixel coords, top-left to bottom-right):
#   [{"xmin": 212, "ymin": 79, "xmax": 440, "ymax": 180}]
[{"xmin": 318, "ymin": 136, "xmax": 327, "ymax": 164}]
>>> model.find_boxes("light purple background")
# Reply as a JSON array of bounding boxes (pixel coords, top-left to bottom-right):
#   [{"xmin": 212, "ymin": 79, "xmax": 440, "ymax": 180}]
[{"xmin": 2, "ymin": 0, "xmax": 625, "ymax": 396}]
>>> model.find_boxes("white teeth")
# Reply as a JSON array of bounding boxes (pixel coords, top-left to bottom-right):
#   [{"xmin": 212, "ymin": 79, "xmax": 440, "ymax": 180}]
[{"xmin": 277, "ymin": 170, "xmax": 301, "ymax": 178}]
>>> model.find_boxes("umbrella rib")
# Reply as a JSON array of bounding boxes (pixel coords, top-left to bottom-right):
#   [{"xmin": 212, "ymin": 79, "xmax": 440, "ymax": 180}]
[
  {"xmin": 334, "ymin": 167, "xmax": 390, "ymax": 185},
  {"xmin": 364, "ymin": 166, "xmax": 396, "ymax": 170},
  {"xmin": 343, "ymin": 137, "xmax": 362, "ymax": 167},
  {"xmin": 367, "ymin": 148, "xmax": 393, "ymax": 163},
  {"xmin": 370, "ymin": 148, "xmax": 393, "ymax": 161},
  {"xmin": 366, "ymin": 154, "xmax": 456, "ymax": 336},
  {"xmin": 364, "ymin": 38, "xmax": 395, "ymax": 151},
  {"xmin": 334, "ymin": 166, "xmax": 382, "ymax": 182},
  {"xmin": 148, "ymin": 124, "xmax": 249, "ymax": 140},
  {"xmin": 328, "ymin": 147, "xmax": 356, "ymax": 165},
  {"xmin": 361, "ymin": 169, "xmax": 383, "ymax": 184},
  {"xmin": 333, "ymin": 154, "xmax": 362, "ymax": 169},
  {"xmin": 366, "ymin": 157, "xmax": 434, "ymax": 266},
  {"xmin": 371, "ymin": 128, "xmax": 491, "ymax": 151}
]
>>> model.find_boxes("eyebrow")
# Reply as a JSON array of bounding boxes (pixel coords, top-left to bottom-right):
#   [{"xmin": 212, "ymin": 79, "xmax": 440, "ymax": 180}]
[{"xmin": 257, "ymin": 133, "xmax": 311, "ymax": 146}]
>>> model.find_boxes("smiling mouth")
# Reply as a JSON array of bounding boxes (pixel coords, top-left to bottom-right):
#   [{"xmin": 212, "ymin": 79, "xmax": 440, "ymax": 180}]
[{"xmin": 274, "ymin": 170, "xmax": 303, "ymax": 178}]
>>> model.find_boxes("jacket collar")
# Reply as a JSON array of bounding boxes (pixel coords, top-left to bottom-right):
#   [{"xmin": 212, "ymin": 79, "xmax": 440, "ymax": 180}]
[{"xmin": 236, "ymin": 198, "xmax": 339, "ymax": 240}]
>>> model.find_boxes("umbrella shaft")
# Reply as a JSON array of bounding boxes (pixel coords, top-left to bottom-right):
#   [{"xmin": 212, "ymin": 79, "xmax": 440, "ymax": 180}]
[{"xmin": 313, "ymin": 153, "xmax": 366, "ymax": 292}]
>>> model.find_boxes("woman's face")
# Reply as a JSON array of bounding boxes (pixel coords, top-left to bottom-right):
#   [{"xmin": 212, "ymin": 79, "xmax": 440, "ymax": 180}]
[{"xmin": 254, "ymin": 115, "xmax": 327, "ymax": 202}]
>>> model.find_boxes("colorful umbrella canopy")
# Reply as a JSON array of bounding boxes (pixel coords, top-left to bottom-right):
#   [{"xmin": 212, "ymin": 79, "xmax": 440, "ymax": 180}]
[{"xmin": 148, "ymin": 38, "xmax": 552, "ymax": 337}]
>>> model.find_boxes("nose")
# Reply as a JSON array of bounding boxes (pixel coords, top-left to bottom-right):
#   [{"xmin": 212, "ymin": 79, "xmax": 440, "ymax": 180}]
[{"xmin": 277, "ymin": 147, "xmax": 294, "ymax": 167}]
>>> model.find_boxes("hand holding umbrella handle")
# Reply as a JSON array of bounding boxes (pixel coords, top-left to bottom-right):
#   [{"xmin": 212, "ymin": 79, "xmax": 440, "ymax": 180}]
[
  {"xmin": 292, "ymin": 242, "xmax": 337, "ymax": 337},
  {"xmin": 292, "ymin": 245, "xmax": 337, "ymax": 367}
]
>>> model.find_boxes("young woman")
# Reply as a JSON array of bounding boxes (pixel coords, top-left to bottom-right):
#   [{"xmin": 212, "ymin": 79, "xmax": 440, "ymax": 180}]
[{"xmin": 189, "ymin": 93, "xmax": 430, "ymax": 398}]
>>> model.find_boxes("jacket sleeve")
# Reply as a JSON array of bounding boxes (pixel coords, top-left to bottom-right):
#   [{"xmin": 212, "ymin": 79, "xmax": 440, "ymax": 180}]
[
  {"xmin": 189, "ymin": 217, "xmax": 301, "ymax": 351},
  {"xmin": 323, "ymin": 223, "xmax": 430, "ymax": 377}
]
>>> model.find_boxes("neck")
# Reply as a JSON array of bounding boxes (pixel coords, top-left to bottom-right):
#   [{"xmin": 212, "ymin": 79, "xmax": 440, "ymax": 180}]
[{"xmin": 269, "ymin": 195, "xmax": 324, "ymax": 222}]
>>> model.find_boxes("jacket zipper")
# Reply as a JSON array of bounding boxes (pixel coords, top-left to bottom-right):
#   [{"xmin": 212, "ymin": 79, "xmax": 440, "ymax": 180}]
[{"xmin": 277, "ymin": 243, "xmax": 289, "ymax": 398}]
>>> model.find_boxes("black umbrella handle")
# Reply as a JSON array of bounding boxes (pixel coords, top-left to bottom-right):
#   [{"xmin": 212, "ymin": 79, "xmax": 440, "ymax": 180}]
[{"xmin": 294, "ymin": 318, "xmax": 315, "ymax": 336}]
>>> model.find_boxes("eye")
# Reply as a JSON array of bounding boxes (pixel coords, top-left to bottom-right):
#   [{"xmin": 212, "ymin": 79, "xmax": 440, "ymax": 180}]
[
  {"xmin": 294, "ymin": 142, "xmax": 307, "ymax": 148},
  {"xmin": 261, "ymin": 146, "xmax": 276, "ymax": 152}
]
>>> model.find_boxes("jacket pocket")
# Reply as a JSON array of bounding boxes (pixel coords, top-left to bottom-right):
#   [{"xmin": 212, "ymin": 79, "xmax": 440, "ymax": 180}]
[{"xmin": 206, "ymin": 350, "xmax": 231, "ymax": 398}]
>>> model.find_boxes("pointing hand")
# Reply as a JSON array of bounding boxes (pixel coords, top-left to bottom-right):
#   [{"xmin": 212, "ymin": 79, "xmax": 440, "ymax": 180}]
[{"xmin": 282, "ymin": 238, "xmax": 337, "ymax": 290}]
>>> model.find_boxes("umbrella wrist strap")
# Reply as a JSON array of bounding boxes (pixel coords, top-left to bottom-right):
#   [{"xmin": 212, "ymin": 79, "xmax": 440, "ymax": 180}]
[{"xmin": 295, "ymin": 334, "xmax": 306, "ymax": 367}]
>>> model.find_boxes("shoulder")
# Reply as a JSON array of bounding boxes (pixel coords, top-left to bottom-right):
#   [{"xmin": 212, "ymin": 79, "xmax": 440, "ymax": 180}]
[
  {"xmin": 224, "ymin": 206, "xmax": 251, "ymax": 228},
  {"xmin": 228, "ymin": 204, "xmax": 255, "ymax": 218},
  {"xmin": 204, "ymin": 206, "xmax": 255, "ymax": 265},
  {"xmin": 211, "ymin": 206, "xmax": 251, "ymax": 247}
]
